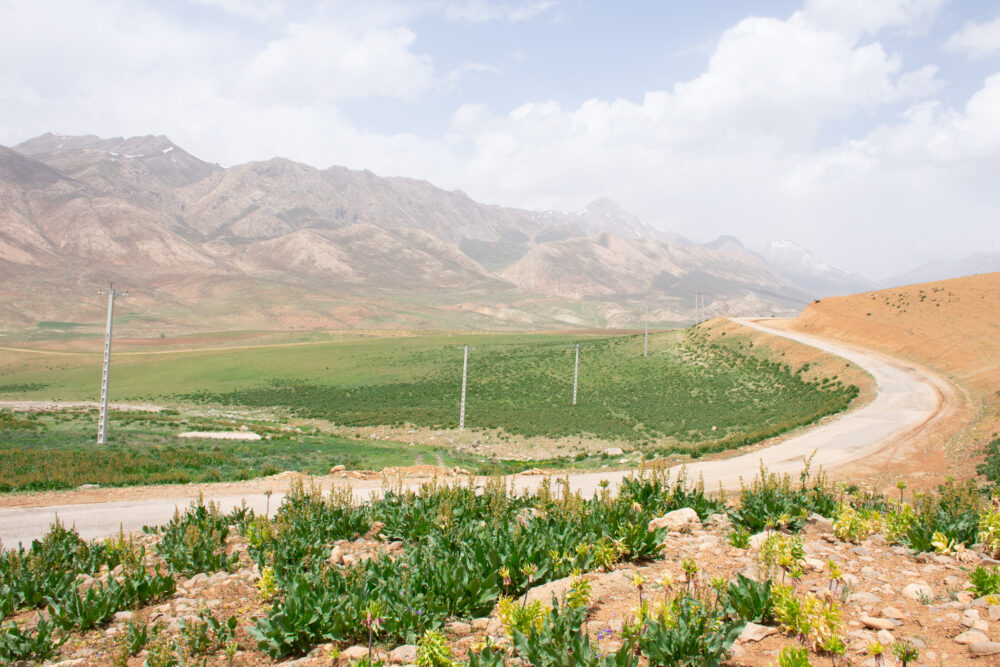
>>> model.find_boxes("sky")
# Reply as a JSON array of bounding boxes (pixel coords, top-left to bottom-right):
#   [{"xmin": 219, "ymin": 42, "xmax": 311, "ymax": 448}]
[{"xmin": 2, "ymin": 0, "xmax": 999, "ymax": 280}]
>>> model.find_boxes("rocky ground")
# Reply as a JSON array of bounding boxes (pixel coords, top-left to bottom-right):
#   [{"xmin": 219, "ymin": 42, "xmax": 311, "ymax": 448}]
[{"xmin": 16, "ymin": 503, "xmax": 1000, "ymax": 667}]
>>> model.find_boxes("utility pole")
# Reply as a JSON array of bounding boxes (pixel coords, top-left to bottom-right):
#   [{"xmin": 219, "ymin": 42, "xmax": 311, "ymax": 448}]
[
  {"xmin": 643, "ymin": 305, "xmax": 648, "ymax": 357},
  {"xmin": 572, "ymin": 343, "xmax": 580, "ymax": 406},
  {"xmin": 459, "ymin": 344, "xmax": 469, "ymax": 430},
  {"xmin": 96, "ymin": 282, "xmax": 127, "ymax": 445}
]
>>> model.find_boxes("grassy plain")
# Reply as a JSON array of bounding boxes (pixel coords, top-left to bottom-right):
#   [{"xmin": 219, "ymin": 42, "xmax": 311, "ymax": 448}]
[
  {"xmin": 0, "ymin": 324, "xmax": 863, "ymax": 490},
  {"xmin": 0, "ymin": 408, "xmax": 483, "ymax": 492}
]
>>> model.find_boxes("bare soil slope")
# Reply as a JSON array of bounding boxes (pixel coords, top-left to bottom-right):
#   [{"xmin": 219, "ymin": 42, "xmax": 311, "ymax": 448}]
[{"xmin": 775, "ymin": 271, "xmax": 1000, "ymax": 479}]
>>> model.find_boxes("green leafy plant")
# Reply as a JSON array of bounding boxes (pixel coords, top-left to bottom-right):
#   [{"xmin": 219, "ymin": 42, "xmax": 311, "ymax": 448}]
[
  {"xmin": 774, "ymin": 645, "xmax": 812, "ymax": 667},
  {"xmin": 0, "ymin": 618, "xmax": 66, "ymax": 663},
  {"xmin": 892, "ymin": 639, "xmax": 920, "ymax": 666},
  {"xmin": 727, "ymin": 526, "xmax": 751, "ymax": 549},
  {"xmin": 153, "ymin": 498, "xmax": 240, "ymax": 575},
  {"xmin": 968, "ymin": 566, "xmax": 1000, "ymax": 597},
  {"xmin": 416, "ymin": 629, "xmax": 455, "ymax": 667},
  {"xmin": 832, "ymin": 504, "xmax": 882, "ymax": 543},
  {"xmin": 638, "ymin": 593, "xmax": 744, "ymax": 667},
  {"xmin": 724, "ymin": 574, "xmax": 774, "ymax": 624},
  {"xmin": 978, "ymin": 497, "xmax": 1000, "ymax": 558}
]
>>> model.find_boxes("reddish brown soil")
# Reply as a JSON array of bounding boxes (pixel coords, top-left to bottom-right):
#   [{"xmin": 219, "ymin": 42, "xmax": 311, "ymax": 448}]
[{"xmin": 771, "ymin": 272, "xmax": 1000, "ymax": 485}]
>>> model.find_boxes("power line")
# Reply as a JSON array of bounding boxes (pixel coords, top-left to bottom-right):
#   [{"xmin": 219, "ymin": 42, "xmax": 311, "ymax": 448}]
[{"xmin": 96, "ymin": 282, "xmax": 127, "ymax": 445}]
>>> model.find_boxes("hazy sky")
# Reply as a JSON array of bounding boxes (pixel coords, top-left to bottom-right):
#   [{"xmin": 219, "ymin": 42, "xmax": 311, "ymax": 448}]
[{"xmin": 2, "ymin": 0, "xmax": 999, "ymax": 279}]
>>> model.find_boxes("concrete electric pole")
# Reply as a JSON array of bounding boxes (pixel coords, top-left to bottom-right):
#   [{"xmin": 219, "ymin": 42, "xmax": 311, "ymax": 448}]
[
  {"xmin": 459, "ymin": 344, "xmax": 469, "ymax": 430},
  {"xmin": 96, "ymin": 282, "xmax": 127, "ymax": 445},
  {"xmin": 572, "ymin": 343, "xmax": 580, "ymax": 406}
]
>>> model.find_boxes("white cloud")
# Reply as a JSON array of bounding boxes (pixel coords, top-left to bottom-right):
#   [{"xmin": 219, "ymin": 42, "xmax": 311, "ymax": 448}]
[
  {"xmin": 239, "ymin": 22, "xmax": 434, "ymax": 103},
  {"xmin": 802, "ymin": 0, "xmax": 947, "ymax": 38},
  {"xmin": 943, "ymin": 14, "xmax": 1000, "ymax": 60},
  {"xmin": 443, "ymin": 0, "xmax": 557, "ymax": 23},
  {"xmin": 188, "ymin": 0, "xmax": 284, "ymax": 23}
]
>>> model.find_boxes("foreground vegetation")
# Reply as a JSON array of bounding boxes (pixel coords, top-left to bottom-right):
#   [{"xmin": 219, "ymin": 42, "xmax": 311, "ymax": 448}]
[{"xmin": 5, "ymin": 462, "xmax": 1000, "ymax": 665}]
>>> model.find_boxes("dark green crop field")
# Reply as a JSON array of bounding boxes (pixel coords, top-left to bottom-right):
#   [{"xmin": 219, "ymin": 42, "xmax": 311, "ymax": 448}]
[
  {"xmin": 0, "ymin": 325, "xmax": 860, "ymax": 490},
  {"xmin": 181, "ymin": 328, "xmax": 858, "ymax": 453}
]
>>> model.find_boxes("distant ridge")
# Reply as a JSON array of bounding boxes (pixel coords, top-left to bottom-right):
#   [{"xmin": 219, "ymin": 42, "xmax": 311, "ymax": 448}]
[{"xmin": 0, "ymin": 133, "xmax": 861, "ymax": 332}]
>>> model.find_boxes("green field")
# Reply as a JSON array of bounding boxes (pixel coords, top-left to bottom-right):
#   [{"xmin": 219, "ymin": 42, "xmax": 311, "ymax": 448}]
[
  {"xmin": 0, "ymin": 326, "xmax": 859, "ymax": 490},
  {"xmin": 0, "ymin": 409, "xmax": 484, "ymax": 492}
]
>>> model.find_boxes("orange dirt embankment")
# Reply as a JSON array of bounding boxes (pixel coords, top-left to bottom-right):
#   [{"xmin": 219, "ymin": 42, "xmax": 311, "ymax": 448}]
[{"xmin": 771, "ymin": 271, "xmax": 1000, "ymax": 482}]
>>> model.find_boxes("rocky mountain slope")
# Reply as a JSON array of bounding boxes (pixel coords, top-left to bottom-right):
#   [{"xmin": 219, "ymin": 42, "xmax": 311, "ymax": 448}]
[{"xmin": 1, "ymin": 133, "xmax": 843, "ymax": 332}]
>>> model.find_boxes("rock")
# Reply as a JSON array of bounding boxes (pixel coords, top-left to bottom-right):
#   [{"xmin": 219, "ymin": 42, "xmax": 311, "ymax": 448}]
[
  {"xmin": 882, "ymin": 606, "xmax": 905, "ymax": 619},
  {"xmin": 807, "ymin": 513, "xmax": 833, "ymax": 533},
  {"xmin": 471, "ymin": 617, "xmax": 490, "ymax": 631},
  {"xmin": 706, "ymin": 513, "xmax": 732, "ymax": 531},
  {"xmin": 341, "ymin": 645, "xmax": 370, "ymax": 660},
  {"xmin": 453, "ymin": 467, "xmax": 471, "ymax": 475},
  {"xmin": 328, "ymin": 545, "xmax": 344, "ymax": 565},
  {"xmin": 603, "ymin": 447, "xmax": 624, "ymax": 456},
  {"xmin": 804, "ymin": 557, "xmax": 825, "ymax": 572},
  {"xmin": 738, "ymin": 622, "xmax": 778, "ymax": 642},
  {"xmin": 113, "ymin": 611, "xmax": 133, "ymax": 623},
  {"xmin": 876, "ymin": 629, "xmax": 894, "ymax": 645},
  {"xmin": 445, "ymin": 621, "xmax": 472, "ymax": 637},
  {"xmin": 748, "ymin": 532, "xmax": 770, "ymax": 550},
  {"xmin": 989, "ymin": 604, "xmax": 1000, "ymax": 622},
  {"xmin": 901, "ymin": 582, "xmax": 933, "ymax": 601},
  {"xmin": 364, "ymin": 521, "xmax": 386, "ymax": 540},
  {"xmin": 183, "ymin": 573, "xmax": 209, "ymax": 589},
  {"xmin": 647, "ymin": 508, "xmax": 700, "ymax": 533},
  {"xmin": 76, "ymin": 483, "xmax": 100, "ymax": 490},
  {"xmin": 954, "ymin": 629, "xmax": 989, "ymax": 645},
  {"xmin": 486, "ymin": 617, "xmax": 503, "ymax": 635},
  {"xmin": 970, "ymin": 641, "xmax": 1000, "ymax": 655},
  {"xmin": 848, "ymin": 592, "xmax": 883, "ymax": 605},
  {"xmin": 389, "ymin": 644, "xmax": 418, "ymax": 664},
  {"xmin": 330, "ymin": 464, "xmax": 346, "ymax": 474},
  {"xmin": 860, "ymin": 616, "xmax": 896, "ymax": 631}
]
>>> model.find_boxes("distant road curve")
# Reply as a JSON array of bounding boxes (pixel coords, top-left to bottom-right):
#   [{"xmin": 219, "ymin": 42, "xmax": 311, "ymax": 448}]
[{"xmin": 0, "ymin": 319, "xmax": 946, "ymax": 546}]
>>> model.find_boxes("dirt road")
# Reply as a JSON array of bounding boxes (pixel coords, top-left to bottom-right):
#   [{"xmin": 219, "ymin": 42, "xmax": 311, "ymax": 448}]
[{"xmin": 0, "ymin": 320, "xmax": 948, "ymax": 547}]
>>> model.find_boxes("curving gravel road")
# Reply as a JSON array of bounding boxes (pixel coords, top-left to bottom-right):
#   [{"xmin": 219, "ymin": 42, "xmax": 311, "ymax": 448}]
[{"xmin": 0, "ymin": 320, "xmax": 945, "ymax": 547}]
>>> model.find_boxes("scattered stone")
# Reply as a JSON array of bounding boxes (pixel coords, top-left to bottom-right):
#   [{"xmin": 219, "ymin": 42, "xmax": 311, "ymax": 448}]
[
  {"xmin": 848, "ymin": 592, "xmax": 882, "ymax": 605},
  {"xmin": 876, "ymin": 629, "xmax": 894, "ymax": 645},
  {"xmin": 807, "ymin": 514, "xmax": 833, "ymax": 533},
  {"xmin": 330, "ymin": 464, "xmax": 346, "ymax": 474},
  {"xmin": 445, "ymin": 621, "xmax": 472, "ymax": 637},
  {"xmin": 954, "ymin": 629, "xmax": 989, "ymax": 645},
  {"xmin": 113, "ymin": 611, "xmax": 133, "ymax": 623},
  {"xmin": 738, "ymin": 622, "xmax": 778, "ymax": 642},
  {"xmin": 882, "ymin": 606, "xmax": 905, "ymax": 620},
  {"xmin": 970, "ymin": 641, "xmax": 1000, "ymax": 655},
  {"xmin": 389, "ymin": 644, "xmax": 418, "ymax": 664},
  {"xmin": 647, "ymin": 508, "xmax": 700, "ymax": 533},
  {"xmin": 341, "ymin": 645, "xmax": 370, "ymax": 660},
  {"xmin": 76, "ymin": 483, "xmax": 100, "ymax": 490},
  {"xmin": 901, "ymin": 582, "xmax": 933, "ymax": 601},
  {"xmin": 860, "ymin": 616, "xmax": 895, "ymax": 631},
  {"xmin": 328, "ymin": 545, "xmax": 344, "ymax": 565},
  {"xmin": 471, "ymin": 617, "xmax": 490, "ymax": 631},
  {"xmin": 603, "ymin": 447, "xmax": 624, "ymax": 456}
]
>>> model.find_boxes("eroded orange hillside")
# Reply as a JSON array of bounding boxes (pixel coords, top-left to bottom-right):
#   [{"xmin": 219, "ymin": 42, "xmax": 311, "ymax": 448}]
[{"xmin": 776, "ymin": 271, "xmax": 1000, "ymax": 479}]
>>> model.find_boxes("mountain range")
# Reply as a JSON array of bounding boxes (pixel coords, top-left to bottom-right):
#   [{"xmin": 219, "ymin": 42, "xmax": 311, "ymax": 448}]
[{"xmin": 0, "ymin": 133, "xmax": 891, "ymax": 333}]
